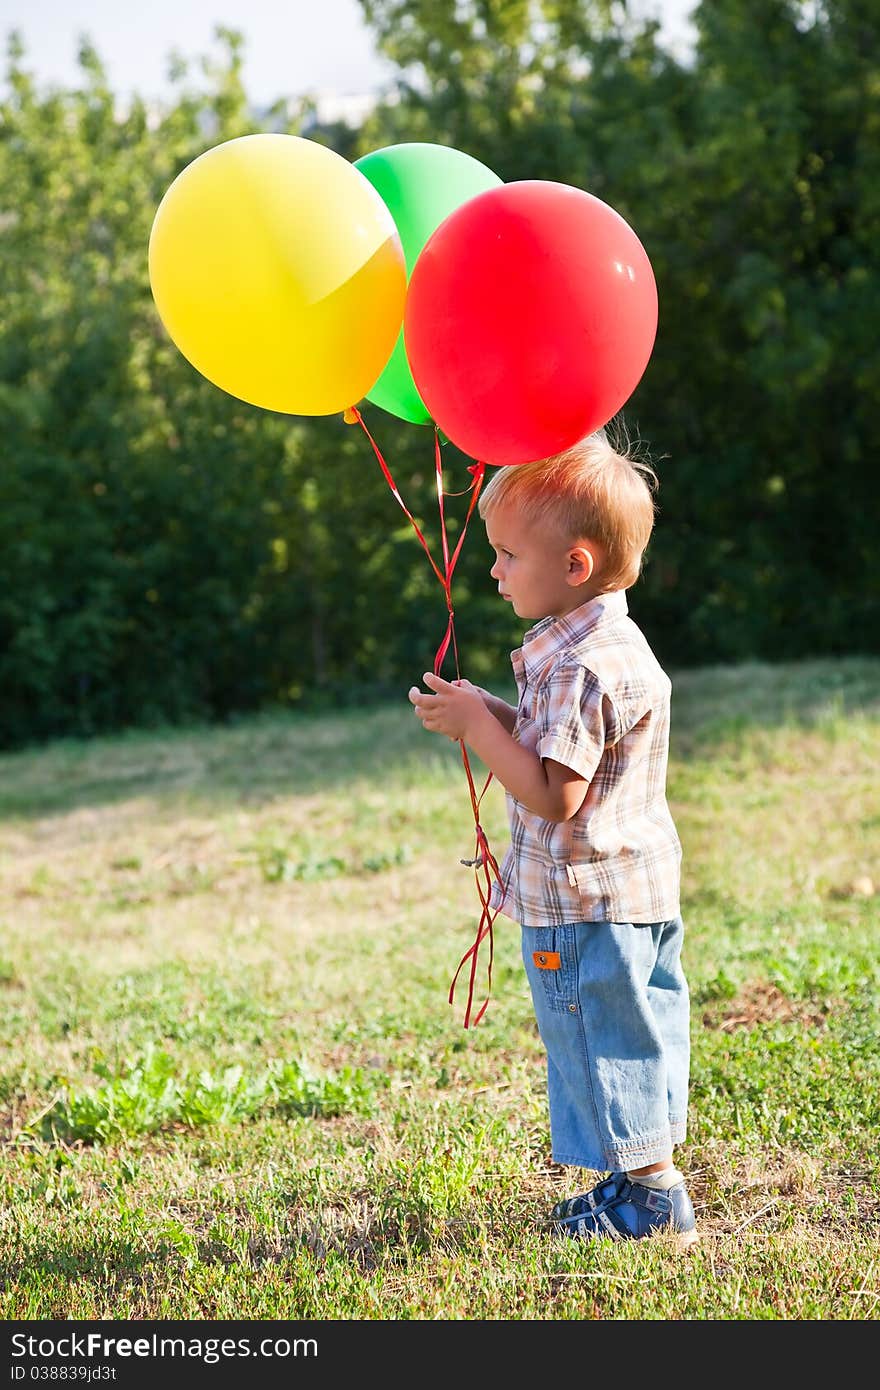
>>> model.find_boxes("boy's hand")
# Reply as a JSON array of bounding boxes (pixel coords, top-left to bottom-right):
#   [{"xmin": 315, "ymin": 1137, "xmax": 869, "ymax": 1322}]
[{"xmin": 408, "ymin": 673, "xmax": 486, "ymax": 742}]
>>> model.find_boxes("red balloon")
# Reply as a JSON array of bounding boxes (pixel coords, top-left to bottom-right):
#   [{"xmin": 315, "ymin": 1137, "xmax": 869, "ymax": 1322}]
[{"xmin": 404, "ymin": 180, "xmax": 658, "ymax": 465}]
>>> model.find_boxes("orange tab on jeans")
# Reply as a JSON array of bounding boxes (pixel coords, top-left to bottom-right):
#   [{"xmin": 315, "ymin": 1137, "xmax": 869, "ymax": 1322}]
[{"xmin": 532, "ymin": 950, "xmax": 561, "ymax": 970}]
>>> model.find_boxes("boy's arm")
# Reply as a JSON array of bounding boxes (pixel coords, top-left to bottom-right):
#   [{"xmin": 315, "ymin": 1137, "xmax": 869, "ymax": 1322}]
[
  {"xmin": 465, "ymin": 707, "xmax": 589, "ymax": 822},
  {"xmin": 409, "ymin": 674, "xmax": 588, "ymax": 823}
]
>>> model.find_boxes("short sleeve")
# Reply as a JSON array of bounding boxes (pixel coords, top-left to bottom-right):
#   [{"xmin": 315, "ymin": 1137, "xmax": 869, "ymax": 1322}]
[{"xmin": 534, "ymin": 661, "xmax": 619, "ymax": 782}]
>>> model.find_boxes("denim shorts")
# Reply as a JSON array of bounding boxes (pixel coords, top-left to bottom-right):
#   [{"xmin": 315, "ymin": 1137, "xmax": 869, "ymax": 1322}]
[{"xmin": 521, "ymin": 917, "xmax": 690, "ymax": 1172}]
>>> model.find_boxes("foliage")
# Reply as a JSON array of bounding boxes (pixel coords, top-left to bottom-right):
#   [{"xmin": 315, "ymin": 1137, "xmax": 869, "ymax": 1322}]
[
  {"xmin": 30, "ymin": 1046, "xmax": 372, "ymax": 1143},
  {"xmin": 1, "ymin": 3, "xmax": 878, "ymax": 746}
]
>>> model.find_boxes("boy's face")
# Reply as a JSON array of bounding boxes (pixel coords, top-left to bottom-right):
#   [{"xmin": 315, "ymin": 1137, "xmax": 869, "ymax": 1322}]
[{"xmin": 485, "ymin": 502, "xmax": 597, "ymax": 622}]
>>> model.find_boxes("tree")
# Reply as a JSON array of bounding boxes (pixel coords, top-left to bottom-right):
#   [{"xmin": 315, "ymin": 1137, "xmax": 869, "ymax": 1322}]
[{"xmin": 1, "ymin": 3, "xmax": 877, "ymax": 746}]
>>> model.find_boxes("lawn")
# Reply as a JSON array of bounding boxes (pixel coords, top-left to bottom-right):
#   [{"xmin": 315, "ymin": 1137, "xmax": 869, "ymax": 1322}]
[{"xmin": 1, "ymin": 656, "xmax": 878, "ymax": 1319}]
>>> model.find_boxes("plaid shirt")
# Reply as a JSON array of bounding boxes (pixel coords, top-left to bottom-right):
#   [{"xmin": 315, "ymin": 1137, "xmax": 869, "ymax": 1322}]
[{"xmin": 489, "ymin": 590, "xmax": 682, "ymax": 927}]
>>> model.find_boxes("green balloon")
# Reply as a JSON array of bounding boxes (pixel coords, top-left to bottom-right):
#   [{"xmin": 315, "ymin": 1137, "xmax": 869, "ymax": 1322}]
[{"xmin": 354, "ymin": 142, "xmax": 503, "ymax": 425}]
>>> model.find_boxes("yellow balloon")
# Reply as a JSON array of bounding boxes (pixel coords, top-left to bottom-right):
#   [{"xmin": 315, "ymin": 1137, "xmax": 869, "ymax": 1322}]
[{"xmin": 148, "ymin": 134, "xmax": 407, "ymax": 415}]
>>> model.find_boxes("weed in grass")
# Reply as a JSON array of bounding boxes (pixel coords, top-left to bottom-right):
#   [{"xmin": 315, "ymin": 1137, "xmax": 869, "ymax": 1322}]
[
  {"xmin": 22, "ymin": 1048, "xmax": 373, "ymax": 1145},
  {"xmin": 254, "ymin": 840, "xmax": 412, "ymax": 883}
]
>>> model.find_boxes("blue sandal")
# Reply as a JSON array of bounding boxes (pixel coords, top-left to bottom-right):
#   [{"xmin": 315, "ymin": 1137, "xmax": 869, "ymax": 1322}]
[{"xmin": 551, "ymin": 1172, "xmax": 698, "ymax": 1246}]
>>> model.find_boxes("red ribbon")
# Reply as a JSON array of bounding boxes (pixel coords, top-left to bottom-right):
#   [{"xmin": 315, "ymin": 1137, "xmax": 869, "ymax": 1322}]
[{"xmin": 346, "ymin": 405, "xmax": 504, "ymax": 1027}]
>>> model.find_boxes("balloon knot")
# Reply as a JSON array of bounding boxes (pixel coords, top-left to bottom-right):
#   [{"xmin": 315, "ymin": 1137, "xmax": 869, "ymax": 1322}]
[{"xmin": 343, "ymin": 406, "xmax": 360, "ymax": 425}]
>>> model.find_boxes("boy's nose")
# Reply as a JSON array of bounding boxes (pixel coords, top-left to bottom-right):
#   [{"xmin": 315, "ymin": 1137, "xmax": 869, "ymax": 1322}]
[{"xmin": 490, "ymin": 559, "xmax": 501, "ymax": 579}]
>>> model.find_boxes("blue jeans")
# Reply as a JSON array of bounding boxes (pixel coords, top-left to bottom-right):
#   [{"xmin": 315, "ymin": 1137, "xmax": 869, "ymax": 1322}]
[{"xmin": 521, "ymin": 917, "xmax": 690, "ymax": 1172}]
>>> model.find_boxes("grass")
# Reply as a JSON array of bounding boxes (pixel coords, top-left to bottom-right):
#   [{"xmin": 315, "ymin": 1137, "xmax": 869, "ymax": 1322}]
[{"xmin": 0, "ymin": 655, "xmax": 878, "ymax": 1320}]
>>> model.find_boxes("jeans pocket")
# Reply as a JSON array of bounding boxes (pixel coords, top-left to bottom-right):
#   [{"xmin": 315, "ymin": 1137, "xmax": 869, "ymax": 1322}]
[{"xmin": 524, "ymin": 925, "xmax": 579, "ymax": 1017}]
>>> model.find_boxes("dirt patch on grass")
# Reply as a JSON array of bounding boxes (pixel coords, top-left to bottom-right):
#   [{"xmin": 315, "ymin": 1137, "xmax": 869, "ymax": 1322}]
[{"xmin": 703, "ymin": 980, "xmax": 830, "ymax": 1032}]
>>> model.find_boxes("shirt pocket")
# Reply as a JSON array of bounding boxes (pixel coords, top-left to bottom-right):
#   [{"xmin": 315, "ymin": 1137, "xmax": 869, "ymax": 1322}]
[
  {"xmin": 524, "ymin": 925, "xmax": 579, "ymax": 1016},
  {"xmin": 565, "ymin": 860, "xmax": 610, "ymax": 909},
  {"xmin": 565, "ymin": 858, "xmax": 656, "ymax": 923},
  {"xmin": 512, "ymin": 709, "xmax": 540, "ymax": 753}
]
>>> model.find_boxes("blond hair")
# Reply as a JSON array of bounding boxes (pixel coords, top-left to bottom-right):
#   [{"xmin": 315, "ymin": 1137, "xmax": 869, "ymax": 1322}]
[{"xmin": 477, "ymin": 426, "xmax": 659, "ymax": 591}]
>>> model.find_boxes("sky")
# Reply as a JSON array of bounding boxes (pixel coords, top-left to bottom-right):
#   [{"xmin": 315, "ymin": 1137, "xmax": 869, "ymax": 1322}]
[{"xmin": 1, "ymin": 0, "xmax": 698, "ymax": 107}]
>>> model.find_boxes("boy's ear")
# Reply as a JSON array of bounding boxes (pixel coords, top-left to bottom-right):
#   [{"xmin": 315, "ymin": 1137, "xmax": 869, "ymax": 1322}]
[{"xmin": 567, "ymin": 544, "xmax": 596, "ymax": 586}]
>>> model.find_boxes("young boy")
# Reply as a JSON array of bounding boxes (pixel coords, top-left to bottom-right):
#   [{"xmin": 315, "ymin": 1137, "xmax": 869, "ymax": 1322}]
[{"xmin": 408, "ymin": 428, "xmax": 697, "ymax": 1246}]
